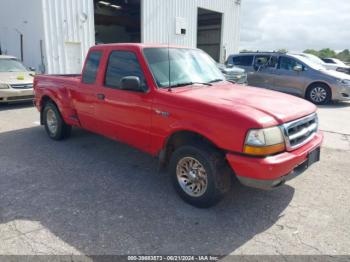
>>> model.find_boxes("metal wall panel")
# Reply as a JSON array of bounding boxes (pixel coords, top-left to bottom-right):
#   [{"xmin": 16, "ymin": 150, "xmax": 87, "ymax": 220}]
[
  {"xmin": 41, "ymin": 0, "xmax": 95, "ymax": 73},
  {"xmin": 142, "ymin": 0, "xmax": 241, "ymax": 62},
  {"xmin": 1, "ymin": 0, "xmax": 239, "ymax": 72},
  {"xmin": 142, "ymin": 0, "xmax": 197, "ymax": 47}
]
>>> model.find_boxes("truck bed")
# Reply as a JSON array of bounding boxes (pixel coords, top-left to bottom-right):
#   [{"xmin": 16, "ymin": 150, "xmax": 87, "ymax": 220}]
[
  {"xmin": 34, "ymin": 74, "xmax": 82, "ymax": 127},
  {"xmin": 34, "ymin": 74, "xmax": 81, "ymax": 90},
  {"xmin": 35, "ymin": 74, "xmax": 81, "ymax": 81}
]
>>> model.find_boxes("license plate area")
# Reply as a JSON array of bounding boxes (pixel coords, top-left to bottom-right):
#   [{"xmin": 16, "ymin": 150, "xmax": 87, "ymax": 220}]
[{"xmin": 308, "ymin": 147, "xmax": 321, "ymax": 168}]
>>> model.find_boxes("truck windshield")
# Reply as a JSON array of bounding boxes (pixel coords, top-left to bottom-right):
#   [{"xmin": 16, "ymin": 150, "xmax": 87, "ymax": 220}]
[
  {"xmin": 0, "ymin": 59, "xmax": 28, "ymax": 72},
  {"xmin": 143, "ymin": 48, "xmax": 224, "ymax": 88}
]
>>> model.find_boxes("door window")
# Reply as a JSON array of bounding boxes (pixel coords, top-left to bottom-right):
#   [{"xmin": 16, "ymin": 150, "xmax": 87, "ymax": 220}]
[
  {"xmin": 82, "ymin": 51, "xmax": 103, "ymax": 84},
  {"xmin": 254, "ymin": 55, "xmax": 278, "ymax": 68},
  {"xmin": 105, "ymin": 51, "xmax": 147, "ymax": 90},
  {"xmin": 279, "ymin": 57, "xmax": 304, "ymax": 71}
]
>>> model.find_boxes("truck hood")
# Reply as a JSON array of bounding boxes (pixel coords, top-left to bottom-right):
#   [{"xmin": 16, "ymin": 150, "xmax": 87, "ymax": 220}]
[
  {"xmin": 0, "ymin": 72, "xmax": 34, "ymax": 85},
  {"xmin": 175, "ymin": 83, "xmax": 316, "ymax": 126}
]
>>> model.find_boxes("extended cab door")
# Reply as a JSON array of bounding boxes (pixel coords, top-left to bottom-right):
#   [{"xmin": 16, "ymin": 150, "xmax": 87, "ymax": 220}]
[
  {"xmin": 71, "ymin": 50, "xmax": 104, "ymax": 133},
  {"xmin": 96, "ymin": 49, "xmax": 152, "ymax": 152}
]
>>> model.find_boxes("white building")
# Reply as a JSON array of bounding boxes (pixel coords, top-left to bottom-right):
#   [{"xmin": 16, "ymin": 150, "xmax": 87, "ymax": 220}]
[{"xmin": 0, "ymin": 0, "xmax": 241, "ymax": 74}]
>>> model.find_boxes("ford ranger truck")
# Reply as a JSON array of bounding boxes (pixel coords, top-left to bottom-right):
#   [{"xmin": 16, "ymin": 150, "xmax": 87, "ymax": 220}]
[{"xmin": 34, "ymin": 44, "xmax": 323, "ymax": 208}]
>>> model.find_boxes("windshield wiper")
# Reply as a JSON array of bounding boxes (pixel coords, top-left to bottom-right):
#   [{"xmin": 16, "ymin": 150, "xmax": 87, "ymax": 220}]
[
  {"xmin": 209, "ymin": 79, "xmax": 225, "ymax": 83},
  {"xmin": 170, "ymin": 82, "xmax": 212, "ymax": 88}
]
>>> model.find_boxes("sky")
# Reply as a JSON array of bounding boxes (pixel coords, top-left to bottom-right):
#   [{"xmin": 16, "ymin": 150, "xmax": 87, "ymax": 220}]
[{"xmin": 240, "ymin": 0, "xmax": 350, "ymax": 52}]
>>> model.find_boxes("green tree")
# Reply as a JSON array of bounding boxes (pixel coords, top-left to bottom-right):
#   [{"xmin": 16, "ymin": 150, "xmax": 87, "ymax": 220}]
[
  {"xmin": 318, "ymin": 48, "xmax": 337, "ymax": 59},
  {"xmin": 303, "ymin": 49, "xmax": 319, "ymax": 56},
  {"xmin": 303, "ymin": 48, "xmax": 350, "ymax": 64},
  {"xmin": 277, "ymin": 48, "xmax": 288, "ymax": 53},
  {"xmin": 337, "ymin": 49, "xmax": 350, "ymax": 63},
  {"xmin": 239, "ymin": 48, "xmax": 350, "ymax": 64}
]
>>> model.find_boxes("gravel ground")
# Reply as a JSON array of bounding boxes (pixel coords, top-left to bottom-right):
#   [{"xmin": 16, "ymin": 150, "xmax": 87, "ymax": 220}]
[{"xmin": 0, "ymin": 101, "xmax": 349, "ymax": 257}]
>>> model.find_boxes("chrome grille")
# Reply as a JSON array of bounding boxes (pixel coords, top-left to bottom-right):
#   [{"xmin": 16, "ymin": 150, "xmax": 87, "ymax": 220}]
[
  {"xmin": 10, "ymin": 83, "xmax": 33, "ymax": 89},
  {"xmin": 283, "ymin": 113, "xmax": 318, "ymax": 150}
]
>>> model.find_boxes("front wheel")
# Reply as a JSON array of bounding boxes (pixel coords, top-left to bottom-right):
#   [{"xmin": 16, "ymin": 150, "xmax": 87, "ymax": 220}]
[
  {"xmin": 306, "ymin": 84, "xmax": 331, "ymax": 105},
  {"xmin": 43, "ymin": 102, "xmax": 72, "ymax": 140},
  {"xmin": 169, "ymin": 144, "xmax": 231, "ymax": 208}
]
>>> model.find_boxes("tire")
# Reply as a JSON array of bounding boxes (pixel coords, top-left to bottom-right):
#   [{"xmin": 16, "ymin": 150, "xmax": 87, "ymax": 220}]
[
  {"xmin": 169, "ymin": 144, "xmax": 231, "ymax": 208},
  {"xmin": 43, "ymin": 101, "xmax": 71, "ymax": 140},
  {"xmin": 306, "ymin": 83, "xmax": 331, "ymax": 105}
]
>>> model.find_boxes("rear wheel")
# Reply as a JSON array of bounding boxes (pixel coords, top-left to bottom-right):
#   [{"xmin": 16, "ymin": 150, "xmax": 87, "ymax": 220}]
[
  {"xmin": 169, "ymin": 144, "xmax": 231, "ymax": 208},
  {"xmin": 306, "ymin": 83, "xmax": 331, "ymax": 105},
  {"xmin": 43, "ymin": 102, "xmax": 71, "ymax": 140}
]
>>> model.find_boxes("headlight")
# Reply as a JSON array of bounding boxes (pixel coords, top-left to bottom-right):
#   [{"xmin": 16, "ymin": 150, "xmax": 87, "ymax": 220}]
[
  {"xmin": 0, "ymin": 83, "xmax": 10, "ymax": 89},
  {"xmin": 337, "ymin": 79, "xmax": 350, "ymax": 86},
  {"xmin": 244, "ymin": 127, "xmax": 285, "ymax": 156}
]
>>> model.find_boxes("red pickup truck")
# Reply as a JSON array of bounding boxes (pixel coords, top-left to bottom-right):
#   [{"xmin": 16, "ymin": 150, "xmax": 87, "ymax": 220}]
[{"xmin": 34, "ymin": 44, "xmax": 323, "ymax": 208}]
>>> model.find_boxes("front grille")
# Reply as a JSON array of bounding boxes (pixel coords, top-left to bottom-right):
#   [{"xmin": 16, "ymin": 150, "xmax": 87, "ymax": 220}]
[
  {"xmin": 283, "ymin": 113, "xmax": 318, "ymax": 150},
  {"xmin": 7, "ymin": 95, "xmax": 34, "ymax": 101},
  {"xmin": 10, "ymin": 83, "xmax": 33, "ymax": 89},
  {"xmin": 224, "ymin": 73, "xmax": 248, "ymax": 84}
]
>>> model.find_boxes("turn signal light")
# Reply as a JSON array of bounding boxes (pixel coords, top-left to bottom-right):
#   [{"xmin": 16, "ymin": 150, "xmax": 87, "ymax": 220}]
[{"xmin": 244, "ymin": 143, "xmax": 286, "ymax": 156}]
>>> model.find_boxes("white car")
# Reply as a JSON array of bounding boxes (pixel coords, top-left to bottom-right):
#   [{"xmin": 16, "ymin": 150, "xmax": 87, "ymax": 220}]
[
  {"xmin": 322, "ymin": 58, "xmax": 350, "ymax": 74},
  {"xmin": 0, "ymin": 55, "xmax": 35, "ymax": 103},
  {"xmin": 297, "ymin": 53, "xmax": 350, "ymax": 75}
]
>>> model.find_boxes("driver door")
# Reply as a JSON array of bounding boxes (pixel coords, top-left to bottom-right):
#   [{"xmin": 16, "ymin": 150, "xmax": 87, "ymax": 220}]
[{"xmin": 96, "ymin": 50, "xmax": 153, "ymax": 152}]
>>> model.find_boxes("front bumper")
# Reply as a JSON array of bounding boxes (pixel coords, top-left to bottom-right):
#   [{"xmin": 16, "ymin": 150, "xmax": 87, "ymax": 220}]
[
  {"xmin": 223, "ymin": 74, "xmax": 248, "ymax": 85},
  {"xmin": 332, "ymin": 85, "xmax": 350, "ymax": 101},
  {"xmin": 226, "ymin": 132, "xmax": 324, "ymax": 190},
  {"xmin": 0, "ymin": 88, "xmax": 34, "ymax": 103}
]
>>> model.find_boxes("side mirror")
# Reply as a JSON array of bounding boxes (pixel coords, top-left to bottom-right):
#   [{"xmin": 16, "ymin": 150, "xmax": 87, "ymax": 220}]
[
  {"xmin": 120, "ymin": 76, "xmax": 145, "ymax": 92},
  {"xmin": 293, "ymin": 65, "xmax": 303, "ymax": 72},
  {"xmin": 29, "ymin": 67, "xmax": 36, "ymax": 72},
  {"xmin": 227, "ymin": 64, "xmax": 234, "ymax": 68}
]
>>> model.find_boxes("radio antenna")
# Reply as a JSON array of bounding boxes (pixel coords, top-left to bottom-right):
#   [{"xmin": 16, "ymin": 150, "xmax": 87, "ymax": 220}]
[
  {"xmin": 168, "ymin": 45, "xmax": 172, "ymax": 92},
  {"xmin": 167, "ymin": 18, "xmax": 172, "ymax": 92}
]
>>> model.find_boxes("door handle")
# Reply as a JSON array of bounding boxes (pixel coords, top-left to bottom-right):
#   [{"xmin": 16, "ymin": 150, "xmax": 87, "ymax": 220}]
[{"xmin": 97, "ymin": 93, "xmax": 105, "ymax": 100}]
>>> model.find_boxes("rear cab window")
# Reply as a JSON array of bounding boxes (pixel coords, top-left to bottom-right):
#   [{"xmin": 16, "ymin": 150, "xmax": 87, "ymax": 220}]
[{"xmin": 82, "ymin": 51, "xmax": 103, "ymax": 84}]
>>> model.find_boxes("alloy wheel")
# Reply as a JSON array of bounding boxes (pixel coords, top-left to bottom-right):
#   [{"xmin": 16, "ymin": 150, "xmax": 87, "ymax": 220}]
[
  {"xmin": 176, "ymin": 157, "xmax": 208, "ymax": 197},
  {"xmin": 310, "ymin": 87, "xmax": 327, "ymax": 103},
  {"xmin": 46, "ymin": 108, "xmax": 58, "ymax": 135}
]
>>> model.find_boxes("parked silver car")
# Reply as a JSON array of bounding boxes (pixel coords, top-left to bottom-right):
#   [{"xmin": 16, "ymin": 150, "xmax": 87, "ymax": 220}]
[
  {"xmin": 227, "ymin": 52, "xmax": 350, "ymax": 104},
  {"xmin": 217, "ymin": 63, "xmax": 247, "ymax": 84}
]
